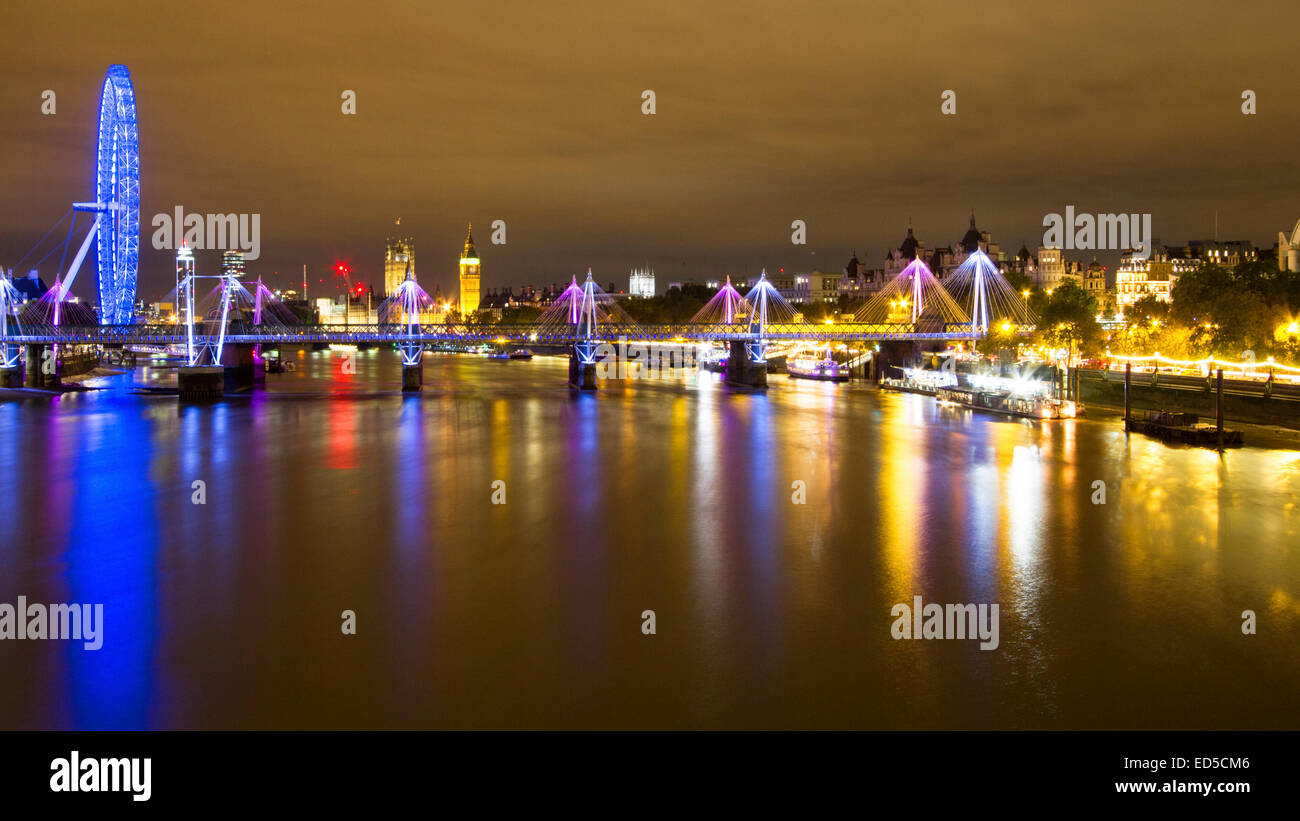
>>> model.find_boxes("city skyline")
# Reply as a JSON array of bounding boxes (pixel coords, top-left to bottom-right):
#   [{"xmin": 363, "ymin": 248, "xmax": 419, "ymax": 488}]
[
  {"xmin": 8, "ymin": 206, "xmax": 1285, "ymax": 308},
  {"xmin": 2, "ymin": 1, "xmax": 1298, "ymax": 304}
]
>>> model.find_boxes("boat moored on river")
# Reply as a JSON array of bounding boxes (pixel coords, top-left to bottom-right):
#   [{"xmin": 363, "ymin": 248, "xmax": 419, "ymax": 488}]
[
  {"xmin": 787, "ymin": 353, "xmax": 848, "ymax": 382},
  {"xmin": 936, "ymin": 386, "xmax": 1082, "ymax": 420}
]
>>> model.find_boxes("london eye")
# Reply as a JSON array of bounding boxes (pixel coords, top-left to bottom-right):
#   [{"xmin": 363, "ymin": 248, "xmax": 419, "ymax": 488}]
[{"xmin": 93, "ymin": 64, "xmax": 140, "ymax": 325}]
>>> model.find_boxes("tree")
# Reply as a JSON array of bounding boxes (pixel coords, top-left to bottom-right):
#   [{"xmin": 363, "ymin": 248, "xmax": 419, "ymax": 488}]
[
  {"xmin": 500, "ymin": 305, "xmax": 542, "ymax": 324},
  {"xmin": 1231, "ymin": 260, "xmax": 1300, "ymax": 314},
  {"xmin": 1003, "ymin": 268, "xmax": 1033, "ymax": 294},
  {"xmin": 1038, "ymin": 280, "xmax": 1103, "ymax": 360},
  {"xmin": 1025, "ymin": 286, "xmax": 1049, "ymax": 319},
  {"xmin": 1127, "ymin": 293, "xmax": 1169, "ymax": 328},
  {"xmin": 465, "ymin": 309, "xmax": 493, "ymax": 328},
  {"xmin": 1194, "ymin": 290, "xmax": 1271, "ymax": 358},
  {"xmin": 1169, "ymin": 264, "xmax": 1232, "ymax": 327},
  {"xmin": 1167, "ymin": 262, "xmax": 1279, "ymax": 357},
  {"xmin": 976, "ymin": 322, "xmax": 1020, "ymax": 357},
  {"xmin": 622, "ymin": 286, "xmax": 710, "ymax": 324},
  {"xmin": 286, "ymin": 302, "xmax": 318, "ymax": 324},
  {"xmin": 800, "ymin": 301, "xmax": 832, "ymax": 322},
  {"xmin": 1275, "ymin": 317, "xmax": 1300, "ymax": 362},
  {"xmin": 836, "ymin": 293, "xmax": 860, "ymax": 315}
]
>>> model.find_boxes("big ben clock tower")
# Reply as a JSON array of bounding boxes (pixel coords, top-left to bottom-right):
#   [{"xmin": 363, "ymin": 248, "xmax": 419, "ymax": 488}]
[{"xmin": 458, "ymin": 223, "xmax": 481, "ymax": 316}]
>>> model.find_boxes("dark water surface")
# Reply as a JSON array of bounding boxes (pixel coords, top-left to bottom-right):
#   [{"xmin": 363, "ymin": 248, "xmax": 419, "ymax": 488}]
[{"xmin": 2, "ymin": 349, "xmax": 1297, "ymax": 729}]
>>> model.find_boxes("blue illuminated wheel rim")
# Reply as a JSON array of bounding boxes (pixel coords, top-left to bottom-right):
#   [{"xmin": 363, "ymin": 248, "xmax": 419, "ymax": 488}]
[{"xmin": 95, "ymin": 64, "xmax": 140, "ymax": 325}]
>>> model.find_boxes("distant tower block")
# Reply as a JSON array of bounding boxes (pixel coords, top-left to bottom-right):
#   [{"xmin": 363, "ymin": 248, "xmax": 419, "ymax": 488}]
[
  {"xmin": 459, "ymin": 223, "xmax": 481, "ymax": 315},
  {"xmin": 221, "ymin": 250, "xmax": 245, "ymax": 279},
  {"xmin": 384, "ymin": 237, "xmax": 415, "ymax": 297}
]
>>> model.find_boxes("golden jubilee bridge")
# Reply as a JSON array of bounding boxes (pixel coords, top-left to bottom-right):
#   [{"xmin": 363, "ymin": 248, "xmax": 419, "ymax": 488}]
[
  {"xmin": 1, "ymin": 319, "xmax": 983, "ymax": 345},
  {"xmin": 1, "ymin": 264, "xmax": 1035, "ymax": 396}
]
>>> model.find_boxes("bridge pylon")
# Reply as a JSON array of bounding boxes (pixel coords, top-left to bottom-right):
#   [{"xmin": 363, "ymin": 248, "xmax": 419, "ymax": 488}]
[
  {"xmin": 384, "ymin": 265, "xmax": 426, "ymax": 391},
  {"xmin": 0, "ymin": 278, "xmax": 25, "ymax": 386},
  {"xmin": 727, "ymin": 269, "xmax": 774, "ymax": 388},
  {"xmin": 175, "ymin": 271, "xmax": 238, "ymax": 400},
  {"xmin": 570, "ymin": 270, "xmax": 600, "ymax": 390}
]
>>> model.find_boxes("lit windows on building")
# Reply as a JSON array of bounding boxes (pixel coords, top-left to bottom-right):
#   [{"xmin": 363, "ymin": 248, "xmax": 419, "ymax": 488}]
[
  {"xmin": 790, "ymin": 274, "xmax": 809, "ymax": 304},
  {"xmin": 1115, "ymin": 250, "xmax": 1178, "ymax": 312},
  {"xmin": 781, "ymin": 271, "xmax": 841, "ymax": 305},
  {"xmin": 221, "ymin": 250, "xmax": 245, "ymax": 278},
  {"xmin": 384, "ymin": 237, "xmax": 415, "ymax": 297}
]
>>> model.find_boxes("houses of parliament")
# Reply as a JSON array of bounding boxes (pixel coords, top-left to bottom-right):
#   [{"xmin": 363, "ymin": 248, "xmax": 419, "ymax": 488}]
[{"xmin": 382, "ymin": 223, "xmax": 481, "ymax": 315}]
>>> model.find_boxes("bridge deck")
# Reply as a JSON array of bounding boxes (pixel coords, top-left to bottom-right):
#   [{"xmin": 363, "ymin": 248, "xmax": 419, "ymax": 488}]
[{"xmin": 1, "ymin": 322, "xmax": 986, "ymax": 345}]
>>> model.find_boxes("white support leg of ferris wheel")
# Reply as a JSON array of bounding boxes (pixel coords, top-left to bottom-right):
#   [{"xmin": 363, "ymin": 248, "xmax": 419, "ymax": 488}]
[{"xmin": 52, "ymin": 216, "xmax": 101, "ymax": 325}]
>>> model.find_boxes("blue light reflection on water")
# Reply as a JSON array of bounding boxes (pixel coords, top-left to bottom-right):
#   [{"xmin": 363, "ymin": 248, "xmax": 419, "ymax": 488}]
[
  {"xmin": 744, "ymin": 394, "xmax": 779, "ymax": 645},
  {"xmin": 64, "ymin": 391, "xmax": 158, "ymax": 728}
]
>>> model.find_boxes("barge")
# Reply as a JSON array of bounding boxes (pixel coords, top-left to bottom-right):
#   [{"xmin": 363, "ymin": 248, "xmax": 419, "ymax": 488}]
[
  {"xmin": 787, "ymin": 354, "xmax": 848, "ymax": 382},
  {"xmin": 936, "ymin": 386, "xmax": 1081, "ymax": 420},
  {"xmin": 1126, "ymin": 411, "xmax": 1242, "ymax": 447}
]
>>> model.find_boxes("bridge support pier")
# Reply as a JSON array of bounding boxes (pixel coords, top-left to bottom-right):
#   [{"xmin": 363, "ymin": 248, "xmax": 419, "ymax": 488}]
[
  {"xmin": 24, "ymin": 345, "xmax": 60, "ymax": 389},
  {"xmin": 569, "ymin": 342, "xmax": 598, "ymax": 390},
  {"xmin": 400, "ymin": 343, "xmax": 423, "ymax": 392},
  {"xmin": 0, "ymin": 366, "xmax": 22, "ymax": 388},
  {"xmin": 402, "ymin": 363, "xmax": 423, "ymax": 391},
  {"xmin": 221, "ymin": 343, "xmax": 259, "ymax": 394},
  {"xmin": 724, "ymin": 340, "xmax": 767, "ymax": 389},
  {"xmin": 178, "ymin": 366, "xmax": 224, "ymax": 401},
  {"xmin": 252, "ymin": 348, "xmax": 266, "ymax": 386}
]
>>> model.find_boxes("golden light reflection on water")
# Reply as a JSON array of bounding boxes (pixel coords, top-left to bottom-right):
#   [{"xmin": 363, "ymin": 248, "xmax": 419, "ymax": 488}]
[
  {"xmin": 1004, "ymin": 443, "xmax": 1046, "ymax": 569},
  {"xmin": 489, "ymin": 397, "xmax": 512, "ymax": 522},
  {"xmin": 689, "ymin": 385, "xmax": 723, "ymax": 595},
  {"xmin": 5, "ymin": 353, "xmax": 1299, "ymax": 729},
  {"xmin": 878, "ymin": 397, "xmax": 922, "ymax": 602}
]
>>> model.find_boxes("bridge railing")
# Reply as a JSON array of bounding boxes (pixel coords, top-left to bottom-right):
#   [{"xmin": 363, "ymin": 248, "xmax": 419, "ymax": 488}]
[{"xmin": 0, "ymin": 321, "xmax": 986, "ymax": 344}]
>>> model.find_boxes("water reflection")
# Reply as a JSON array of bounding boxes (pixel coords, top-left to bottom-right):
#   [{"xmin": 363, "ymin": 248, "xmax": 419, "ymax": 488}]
[
  {"xmin": 65, "ymin": 398, "xmax": 158, "ymax": 728},
  {"xmin": 0, "ymin": 353, "xmax": 1296, "ymax": 729}
]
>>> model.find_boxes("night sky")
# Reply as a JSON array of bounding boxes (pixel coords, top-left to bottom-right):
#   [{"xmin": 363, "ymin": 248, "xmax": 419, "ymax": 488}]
[{"xmin": 1, "ymin": 0, "xmax": 1297, "ymax": 303}]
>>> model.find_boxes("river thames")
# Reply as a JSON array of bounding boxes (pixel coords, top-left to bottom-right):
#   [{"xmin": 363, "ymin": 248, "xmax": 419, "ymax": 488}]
[{"xmin": 1, "ymin": 349, "xmax": 1297, "ymax": 729}]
